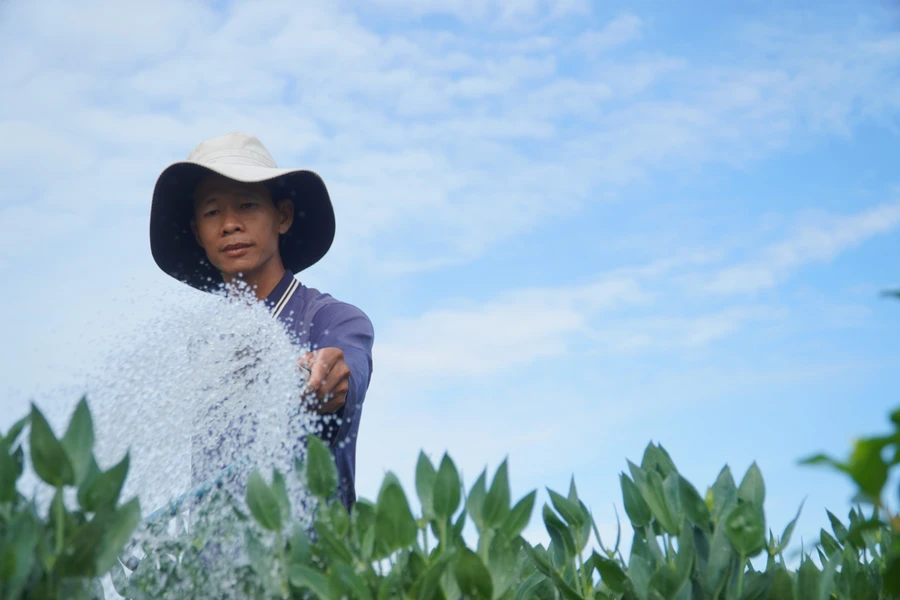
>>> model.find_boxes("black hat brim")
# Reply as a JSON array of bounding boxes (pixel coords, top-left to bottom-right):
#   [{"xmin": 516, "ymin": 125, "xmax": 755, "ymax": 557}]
[{"xmin": 150, "ymin": 161, "xmax": 335, "ymax": 292}]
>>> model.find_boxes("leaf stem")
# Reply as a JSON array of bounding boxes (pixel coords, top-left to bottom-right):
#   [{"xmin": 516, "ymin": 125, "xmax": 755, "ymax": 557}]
[
  {"xmin": 55, "ymin": 486, "xmax": 64, "ymax": 555},
  {"xmin": 276, "ymin": 529, "xmax": 288, "ymax": 598},
  {"xmin": 735, "ymin": 553, "xmax": 746, "ymax": 598},
  {"xmin": 576, "ymin": 551, "xmax": 591, "ymax": 596}
]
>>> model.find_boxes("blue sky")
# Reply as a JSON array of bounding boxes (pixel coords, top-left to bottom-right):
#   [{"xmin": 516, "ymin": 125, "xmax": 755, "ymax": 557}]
[{"xmin": 1, "ymin": 0, "xmax": 899, "ymax": 559}]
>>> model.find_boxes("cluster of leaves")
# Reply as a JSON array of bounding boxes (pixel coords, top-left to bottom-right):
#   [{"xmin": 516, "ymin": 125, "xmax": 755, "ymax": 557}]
[
  {"xmin": 802, "ymin": 407, "xmax": 900, "ymax": 595},
  {"xmin": 0, "ymin": 398, "xmax": 140, "ymax": 599},
  {"xmin": 4, "ymin": 397, "xmax": 900, "ymax": 599},
  {"xmin": 118, "ymin": 438, "xmax": 898, "ymax": 599}
]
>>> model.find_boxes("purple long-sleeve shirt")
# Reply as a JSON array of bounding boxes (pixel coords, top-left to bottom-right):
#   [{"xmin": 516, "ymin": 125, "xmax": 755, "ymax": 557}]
[{"xmin": 263, "ymin": 269, "xmax": 375, "ymax": 510}]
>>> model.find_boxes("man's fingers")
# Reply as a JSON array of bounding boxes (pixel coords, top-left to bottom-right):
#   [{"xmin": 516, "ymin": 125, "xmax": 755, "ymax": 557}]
[
  {"xmin": 298, "ymin": 351, "xmax": 315, "ymax": 369},
  {"xmin": 318, "ymin": 362, "xmax": 350, "ymax": 398}
]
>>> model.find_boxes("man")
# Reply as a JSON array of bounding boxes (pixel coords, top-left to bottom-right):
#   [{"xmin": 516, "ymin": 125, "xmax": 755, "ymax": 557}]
[{"xmin": 149, "ymin": 132, "xmax": 374, "ymax": 511}]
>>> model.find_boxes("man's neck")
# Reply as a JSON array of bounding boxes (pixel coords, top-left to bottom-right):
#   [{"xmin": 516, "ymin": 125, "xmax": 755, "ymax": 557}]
[{"xmin": 223, "ymin": 260, "xmax": 286, "ymax": 301}]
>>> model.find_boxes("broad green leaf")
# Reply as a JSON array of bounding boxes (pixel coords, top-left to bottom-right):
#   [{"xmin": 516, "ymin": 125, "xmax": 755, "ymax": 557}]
[
  {"xmin": 725, "ymin": 503, "xmax": 766, "ymax": 557},
  {"xmin": 414, "ymin": 552, "xmax": 451, "ymax": 600},
  {"xmin": 467, "ymin": 470, "xmax": 488, "ymax": 531},
  {"xmin": 415, "ymin": 451, "xmax": 436, "ymax": 518},
  {"xmin": 61, "ymin": 396, "xmax": 95, "ymax": 486},
  {"xmin": 78, "ymin": 452, "xmax": 129, "ymax": 513},
  {"xmin": 776, "ymin": 499, "xmax": 805, "ymax": 554},
  {"xmin": 629, "ymin": 461, "xmax": 678, "ymax": 535},
  {"xmin": 483, "ymin": 459, "xmax": 511, "ymax": 528},
  {"xmin": 549, "ymin": 568, "xmax": 584, "ymax": 600},
  {"xmin": 290, "ymin": 563, "xmax": 332, "ymax": 598},
  {"xmin": 333, "ymin": 563, "xmax": 374, "ymax": 600},
  {"xmin": 567, "ymin": 476, "xmax": 580, "ymax": 504},
  {"xmin": 818, "ymin": 553, "xmax": 839, "ymax": 600},
  {"xmin": 649, "ymin": 565, "xmax": 685, "ymax": 600},
  {"xmin": 641, "ymin": 443, "xmax": 678, "ymax": 479},
  {"xmin": 737, "ymin": 462, "xmax": 765, "ymax": 506},
  {"xmin": 662, "ymin": 473, "xmax": 683, "ymax": 532},
  {"xmin": 95, "ymin": 497, "xmax": 141, "ymax": 575},
  {"xmin": 884, "ymin": 554, "xmax": 900, "ymax": 595},
  {"xmin": 0, "ymin": 448, "xmax": 22, "ymax": 502},
  {"xmin": 271, "ymin": 468, "xmax": 291, "ymax": 522},
  {"xmin": 7, "ymin": 515, "xmax": 38, "ymax": 590},
  {"xmin": 709, "ymin": 466, "xmax": 737, "ymax": 524},
  {"xmin": 825, "ymin": 510, "xmax": 848, "ymax": 544},
  {"xmin": 796, "ymin": 557, "xmax": 820, "ymax": 600},
  {"xmin": 523, "ymin": 543, "xmax": 553, "ymax": 577},
  {"xmin": 547, "ymin": 488, "xmax": 586, "ymax": 531},
  {"xmin": 290, "ymin": 523, "xmax": 311, "ymax": 566},
  {"xmin": 629, "ymin": 553, "xmax": 653, "ymax": 600},
  {"xmin": 314, "ymin": 521, "xmax": 354, "ymax": 564},
  {"xmin": 306, "ymin": 434, "xmax": 338, "ymax": 498},
  {"xmin": 590, "ymin": 551, "xmax": 627, "ymax": 593},
  {"xmin": 433, "ymin": 454, "xmax": 461, "ymax": 520},
  {"xmin": 770, "ymin": 566, "xmax": 794, "ymax": 600},
  {"xmin": 352, "ymin": 498, "xmax": 377, "ymax": 555},
  {"xmin": 455, "ymin": 548, "xmax": 493, "ymax": 600},
  {"xmin": 501, "ymin": 490, "xmax": 536, "ymax": 539},
  {"xmin": 678, "ymin": 476, "xmax": 711, "ymax": 531},
  {"xmin": 4, "ymin": 414, "xmax": 29, "ymax": 446},
  {"xmin": 516, "ymin": 572, "xmax": 549, "ymax": 600},
  {"xmin": 574, "ymin": 498, "xmax": 593, "ymax": 552},
  {"xmin": 801, "ymin": 438, "xmax": 890, "ymax": 504},
  {"xmin": 29, "ymin": 403, "xmax": 75, "ymax": 487},
  {"xmin": 0, "ymin": 546, "xmax": 13, "ymax": 582},
  {"xmin": 740, "ymin": 570, "xmax": 771, "ymax": 600},
  {"xmin": 704, "ymin": 523, "xmax": 735, "ymax": 596},
  {"xmin": 674, "ymin": 522, "xmax": 695, "ymax": 584},
  {"xmin": 819, "ymin": 530, "xmax": 841, "ymax": 557},
  {"xmin": 246, "ymin": 470, "xmax": 283, "ymax": 531},
  {"xmin": 375, "ymin": 472, "xmax": 417, "ymax": 552},
  {"xmin": 621, "ymin": 473, "xmax": 652, "ymax": 526},
  {"xmin": 543, "ymin": 503, "xmax": 576, "ymax": 557},
  {"xmin": 846, "ymin": 438, "xmax": 891, "ymax": 502},
  {"xmin": 487, "ymin": 532, "xmax": 519, "ymax": 598},
  {"xmin": 329, "ymin": 498, "xmax": 350, "ymax": 537}
]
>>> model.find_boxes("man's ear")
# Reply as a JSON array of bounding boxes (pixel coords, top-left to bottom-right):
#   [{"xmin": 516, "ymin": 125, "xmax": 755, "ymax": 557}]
[{"xmin": 276, "ymin": 199, "xmax": 294, "ymax": 235}]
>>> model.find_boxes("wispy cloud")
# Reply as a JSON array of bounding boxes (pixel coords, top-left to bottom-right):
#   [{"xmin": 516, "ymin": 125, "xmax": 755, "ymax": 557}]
[
  {"xmin": 701, "ymin": 200, "xmax": 900, "ymax": 295},
  {"xmin": 375, "ymin": 277, "xmax": 650, "ymax": 381},
  {"xmin": 572, "ymin": 13, "xmax": 643, "ymax": 57},
  {"xmin": 2, "ymin": 1, "xmax": 897, "ymax": 277}
]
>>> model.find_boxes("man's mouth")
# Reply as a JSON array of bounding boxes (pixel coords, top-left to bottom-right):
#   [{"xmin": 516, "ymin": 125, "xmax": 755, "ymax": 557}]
[{"xmin": 222, "ymin": 243, "xmax": 252, "ymax": 257}]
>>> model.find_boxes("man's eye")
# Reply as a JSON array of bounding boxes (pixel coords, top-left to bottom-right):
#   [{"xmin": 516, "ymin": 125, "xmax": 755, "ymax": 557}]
[
  {"xmin": 203, "ymin": 210, "xmax": 219, "ymax": 217},
  {"xmin": 241, "ymin": 202, "xmax": 258, "ymax": 209}
]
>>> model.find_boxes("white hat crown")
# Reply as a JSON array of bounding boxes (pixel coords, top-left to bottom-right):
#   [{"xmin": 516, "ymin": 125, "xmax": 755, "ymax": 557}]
[{"xmin": 186, "ymin": 132, "xmax": 278, "ymax": 169}]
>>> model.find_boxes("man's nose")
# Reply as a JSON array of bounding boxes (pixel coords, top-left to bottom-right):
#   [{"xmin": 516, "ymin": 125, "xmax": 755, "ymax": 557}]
[{"xmin": 221, "ymin": 207, "xmax": 244, "ymax": 234}]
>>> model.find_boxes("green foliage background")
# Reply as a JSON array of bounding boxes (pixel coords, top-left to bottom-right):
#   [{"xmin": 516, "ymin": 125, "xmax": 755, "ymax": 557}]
[{"xmin": 2, "ymin": 394, "xmax": 899, "ymax": 599}]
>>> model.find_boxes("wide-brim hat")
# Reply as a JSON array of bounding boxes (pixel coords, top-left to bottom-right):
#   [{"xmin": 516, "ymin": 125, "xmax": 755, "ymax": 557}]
[{"xmin": 150, "ymin": 132, "xmax": 335, "ymax": 292}]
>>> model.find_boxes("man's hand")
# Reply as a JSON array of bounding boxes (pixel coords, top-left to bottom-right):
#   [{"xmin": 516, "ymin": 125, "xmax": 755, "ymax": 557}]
[{"xmin": 299, "ymin": 347, "xmax": 351, "ymax": 415}]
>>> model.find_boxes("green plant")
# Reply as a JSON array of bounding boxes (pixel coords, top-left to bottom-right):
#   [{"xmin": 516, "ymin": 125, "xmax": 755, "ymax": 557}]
[
  {"xmin": 801, "ymin": 408, "xmax": 900, "ymax": 596},
  {"xmin": 5, "ymin": 397, "xmax": 898, "ymax": 599},
  {"xmin": 0, "ymin": 398, "xmax": 140, "ymax": 599}
]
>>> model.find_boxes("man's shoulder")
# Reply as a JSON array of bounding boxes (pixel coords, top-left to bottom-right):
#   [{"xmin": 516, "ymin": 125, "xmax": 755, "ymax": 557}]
[{"xmin": 288, "ymin": 283, "xmax": 372, "ymax": 331}]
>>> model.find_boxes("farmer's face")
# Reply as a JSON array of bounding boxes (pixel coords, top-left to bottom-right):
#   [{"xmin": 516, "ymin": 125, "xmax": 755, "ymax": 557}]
[{"xmin": 190, "ymin": 175, "xmax": 293, "ymax": 281}]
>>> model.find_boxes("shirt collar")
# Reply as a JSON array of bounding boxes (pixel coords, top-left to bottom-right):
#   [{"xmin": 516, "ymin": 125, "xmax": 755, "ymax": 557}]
[{"xmin": 263, "ymin": 269, "xmax": 297, "ymax": 311}]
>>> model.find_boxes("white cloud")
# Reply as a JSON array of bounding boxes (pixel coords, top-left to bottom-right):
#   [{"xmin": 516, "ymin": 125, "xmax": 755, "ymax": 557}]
[
  {"xmin": 362, "ymin": 0, "xmax": 590, "ymax": 26},
  {"xmin": 702, "ymin": 200, "xmax": 900, "ymax": 295},
  {"xmin": 572, "ymin": 14, "xmax": 644, "ymax": 57},
  {"xmin": 2, "ymin": 0, "xmax": 898, "ymax": 277},
  {"xmin": 375, "ymin": 277, "xmax": 649, "ymax": 381}
]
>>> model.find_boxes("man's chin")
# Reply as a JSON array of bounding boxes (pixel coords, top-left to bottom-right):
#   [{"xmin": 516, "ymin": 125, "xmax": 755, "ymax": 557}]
[{"xmin": 215, "ymin": 261, "xmax": 262, "ymax": 281}]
